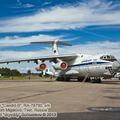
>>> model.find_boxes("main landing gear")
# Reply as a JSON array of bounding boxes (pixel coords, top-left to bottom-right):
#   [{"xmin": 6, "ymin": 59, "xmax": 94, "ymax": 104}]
[
  {"xmin": 77, "ymin": 77, "xmax": 91, "ymax": 82},
  {"xmin": 56, "ymin": 76, "xmax": 102, "ymax": 83},
  {"xmin": 56, "ymin": 77, "xmax": 70, "ymax": 82},
  {"xmin": 77, "ymin": 76, "xmax": 102, "ymax": 83}
]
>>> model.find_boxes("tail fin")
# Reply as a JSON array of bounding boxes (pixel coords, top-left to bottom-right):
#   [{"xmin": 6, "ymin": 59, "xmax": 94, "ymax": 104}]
[{"xmin": 31, "ymin": 40, "xmax": 72, "ymax": 55}]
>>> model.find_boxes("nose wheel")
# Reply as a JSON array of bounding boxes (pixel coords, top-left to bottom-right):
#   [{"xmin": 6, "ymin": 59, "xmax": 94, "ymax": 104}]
[{"xmin": 90, "ymin": 78, "xmax": 102, "ymax": 83}]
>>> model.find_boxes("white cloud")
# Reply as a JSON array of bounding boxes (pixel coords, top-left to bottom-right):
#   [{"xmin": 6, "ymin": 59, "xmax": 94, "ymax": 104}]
[
  {"xmin": 0, "ymin": 0, "xmax": 120, "ymax": 32},
  {"xmin": 0, "ymin": 49, "xmax": 52, "ymax": 60},
  {"xmin": 16, "ymin": 0, "xmax": 22, "ymax": 6},
  {"xmin": 16, "ymin": 0, "xmax": 34, "ymax": 8},
  {"xmin": 60, "ymin": 41, "xmax": 120, "ymax": 59},
  {"xmin": 0, "ymin": 62, "xmax": 37, "ymax": 73},
  {"xmin": 22, "ymin": 3, "xmax": 34, "ymax": 8},
  {"xmin": 42, "ymin": 1, "xmax": 52, "ymax": 6},
  {"xmin": 0, "ymin": 35, "xmax": 61, "ymax": 46}
]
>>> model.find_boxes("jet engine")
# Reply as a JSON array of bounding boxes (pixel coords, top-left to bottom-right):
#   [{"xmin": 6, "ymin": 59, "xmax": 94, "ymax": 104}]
[
  {"xmin": 35, "ymin": 63, "xmax": 46, "ymax": 71},
  {"xmin": 52, "ymin": 61, "xmax": 68, "ymax": 70},
  {"xmin": 60, "ymin": 62, "xmax": 68, "ymax": 70}
]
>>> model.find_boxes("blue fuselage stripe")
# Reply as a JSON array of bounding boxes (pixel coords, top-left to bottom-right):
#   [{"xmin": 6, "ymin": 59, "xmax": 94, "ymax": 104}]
[{"xmin": 68, "ymin": 62, "xmax": 110, "ymax": 68}]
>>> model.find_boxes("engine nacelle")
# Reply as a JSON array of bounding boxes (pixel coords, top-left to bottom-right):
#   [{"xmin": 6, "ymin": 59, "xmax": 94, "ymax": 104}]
[
  {"xmin": 35, "ymin": 63, "xmax": 46, "ymax": 71},
  {"xmin": 52, "ymin": 61, "xmax": 68, "ymax": 70}
]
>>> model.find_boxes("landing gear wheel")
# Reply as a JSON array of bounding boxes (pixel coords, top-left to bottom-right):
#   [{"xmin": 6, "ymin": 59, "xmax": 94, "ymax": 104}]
[
  {"xmin": 56, "ymin": 77, "xmax": 64, "ymax": 81},
  {"xmin": 77, "ymin": 77, "xmax": 84, "ymax": 82},
  {"xmin": 64, "ymin": 77, "xmax": 70, "ymax": 82},
  {"xmin": 90, "ymin": 78, "xmax": 101, "ymax": 83},
  {"xmin": 90, "ymin": 79, "xmax": 96, "ymax": 83},
  {"xmin": 85, "ymin": 78, "xmax": 91, "ymax": 82},
  {"xmin": 96, "ymin": 78, "xmax": 102, "ymax": 83}
]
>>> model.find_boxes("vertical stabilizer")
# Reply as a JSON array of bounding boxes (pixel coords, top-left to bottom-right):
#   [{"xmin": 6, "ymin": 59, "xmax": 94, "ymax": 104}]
[
  {"xmin": 31, "ymin": 40, "xmax": 72, "ymax": 55},
  {"xmin": 52, "ymin": 40, "xmax": 59, "ymax": 55}
]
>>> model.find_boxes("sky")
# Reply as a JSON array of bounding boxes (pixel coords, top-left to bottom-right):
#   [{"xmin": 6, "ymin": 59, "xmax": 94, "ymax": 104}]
[{"xmin": 0, "ymin": 0, "xmax": 120, "ymax": 73}]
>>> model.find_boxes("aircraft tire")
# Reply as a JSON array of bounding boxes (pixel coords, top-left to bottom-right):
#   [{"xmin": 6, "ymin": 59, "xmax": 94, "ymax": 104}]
[
  {"xmin": 90, "ymin": 79, "xmax": 96, "ymax": 83},
  {"xmin": 85, "ymin": 77, "xmax": 91, "ymax": 82},
  {"xmin": 97, "ymin": 78, "xmax": 102, "ymax": 83},
  {"xmin": 90, "ymin": 78, "xmax": 101, "ymax": 83},
  {"xmin": 77, "ymin": 77, "xmax": 84, "ymax": 82},
  {"xmin": 56, "ymin": 77, "xmax": 64, "ymax": 81},
  {"xmin": 64, "ymin": 77, "xmax": 70, "ymax": 82}
]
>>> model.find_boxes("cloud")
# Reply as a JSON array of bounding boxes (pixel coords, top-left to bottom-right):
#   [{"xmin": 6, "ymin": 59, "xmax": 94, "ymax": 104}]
[
  {"xmin": 16, "ymin": 0, "xmax": 34, "ymax": 8},
  {"xmin": 0, "ymin": 35, "xmax": 61, "ymax": 46},
  {"xmin": 22, "ymin": 3, "xmax": 34, "ymax": 8},
  {"xmin": 0, "ymin": 62, "xmax": 37, "ymax": 73},
  {"xmin": 60, "ymin": 41, "xmax": 120, "ymax": 58},
  {"xmin": 0, "ymin": 49, "xmax": 52, "ymax": 60},
  {"xmin": 42, "ymin": 1, "xmax": 52, "ymax": 6},
  {"xmin": 16, "ymin": 0, "xmax": 22, "ymax": 6},
  {"xmin": 0, "ymin": 0, "xmax": 120, "ymax": 32}
]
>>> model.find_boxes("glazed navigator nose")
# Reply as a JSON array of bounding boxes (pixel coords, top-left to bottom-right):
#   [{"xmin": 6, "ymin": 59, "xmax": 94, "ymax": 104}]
[{"xmin": 112, "ymin": 61, "xmax": 120, "ymax": 70}]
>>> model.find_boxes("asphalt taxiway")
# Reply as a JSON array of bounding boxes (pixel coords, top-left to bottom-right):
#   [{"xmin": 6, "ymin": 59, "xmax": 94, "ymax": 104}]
[{"xmin": 0, "ymin": 78, "xmax": 120, "ymax": 120}]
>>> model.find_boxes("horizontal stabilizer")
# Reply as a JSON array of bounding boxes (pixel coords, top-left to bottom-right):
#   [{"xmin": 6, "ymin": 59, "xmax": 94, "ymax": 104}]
[{"xmin": 30, "ymin": 40, "xmax": 72, "ymax": 46}]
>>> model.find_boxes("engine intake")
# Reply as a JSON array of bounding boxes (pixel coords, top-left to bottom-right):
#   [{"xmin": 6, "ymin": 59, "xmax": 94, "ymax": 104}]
[
  {"xmin": 60, "ymin": 62, "xmax": 68, "ymax": 70},
  {"xmin": 52, "ymin": 61, "xmax": 68, "ymax": 70},
  {"xmin": 39, "ymin": 63, "xmax": 46, "ymax": 71}
]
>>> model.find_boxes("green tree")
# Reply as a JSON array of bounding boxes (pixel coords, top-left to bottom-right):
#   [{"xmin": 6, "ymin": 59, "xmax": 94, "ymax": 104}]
[{"xmin": 0, "ymin": 67, "xmax": 21, "ymax": 77}]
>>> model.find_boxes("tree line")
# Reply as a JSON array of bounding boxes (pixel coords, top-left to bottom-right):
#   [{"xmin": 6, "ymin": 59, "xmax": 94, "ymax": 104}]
[{"xmin": 0, "ymin": 68, "xmax": 21, "ymax": 77}]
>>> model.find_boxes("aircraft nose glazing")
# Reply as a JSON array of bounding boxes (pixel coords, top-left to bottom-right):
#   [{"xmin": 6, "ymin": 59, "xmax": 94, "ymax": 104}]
[{"xmin": 112, "ymin": 61, "xmax": 120, "ymax": 70}]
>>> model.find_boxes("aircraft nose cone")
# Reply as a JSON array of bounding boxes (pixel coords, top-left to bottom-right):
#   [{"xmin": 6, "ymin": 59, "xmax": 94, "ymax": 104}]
[{"xmin": 112, "ymin": 61, "xmax": 120, "ymax": 70}]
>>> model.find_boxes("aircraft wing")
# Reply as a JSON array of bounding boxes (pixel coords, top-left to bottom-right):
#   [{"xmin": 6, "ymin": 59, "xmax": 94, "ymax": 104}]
[{"xmin": 0, "ymin": 54, "xmax": 78, "ymax": 64}]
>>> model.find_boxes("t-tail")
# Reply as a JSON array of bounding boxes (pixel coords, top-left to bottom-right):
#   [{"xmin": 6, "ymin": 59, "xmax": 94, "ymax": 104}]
[{"xmin": 30, "ymin": 40, "xmax": 72, "ymax": 55}]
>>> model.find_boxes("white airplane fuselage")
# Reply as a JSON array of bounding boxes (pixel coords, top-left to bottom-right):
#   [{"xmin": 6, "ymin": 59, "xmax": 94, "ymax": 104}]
[{"xmin": 53, "ymin": 54, "xmax": 120, "ymax": 79}]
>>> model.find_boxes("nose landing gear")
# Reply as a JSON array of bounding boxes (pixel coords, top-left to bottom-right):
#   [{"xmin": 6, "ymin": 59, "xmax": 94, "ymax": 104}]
[{"xmin": 90, "ymin": 78, "xmax": 102, "ymax": 83}]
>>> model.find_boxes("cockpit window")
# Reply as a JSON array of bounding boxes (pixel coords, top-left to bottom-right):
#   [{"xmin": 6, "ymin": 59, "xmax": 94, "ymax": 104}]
[{"xmin": 100, "ymin": 55, "xmax": 116, "ymax": 62}]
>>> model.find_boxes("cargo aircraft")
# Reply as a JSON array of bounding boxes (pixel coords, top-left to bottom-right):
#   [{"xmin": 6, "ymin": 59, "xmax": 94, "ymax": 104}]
[{"xmin": 0, "ymin": 40, "xmax": 120, "ymax": 83}]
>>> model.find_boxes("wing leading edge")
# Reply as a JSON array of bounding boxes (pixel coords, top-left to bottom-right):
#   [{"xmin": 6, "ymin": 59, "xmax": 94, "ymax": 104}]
[{"xmin": 0, "ymin": 54, "xmax": 78, "ymax": 64}]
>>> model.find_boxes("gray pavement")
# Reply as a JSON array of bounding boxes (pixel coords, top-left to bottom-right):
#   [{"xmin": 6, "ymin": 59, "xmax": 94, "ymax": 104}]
[{"xmin": 0, "ymin": 78, "xmax": 120, "ymax": 119}]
